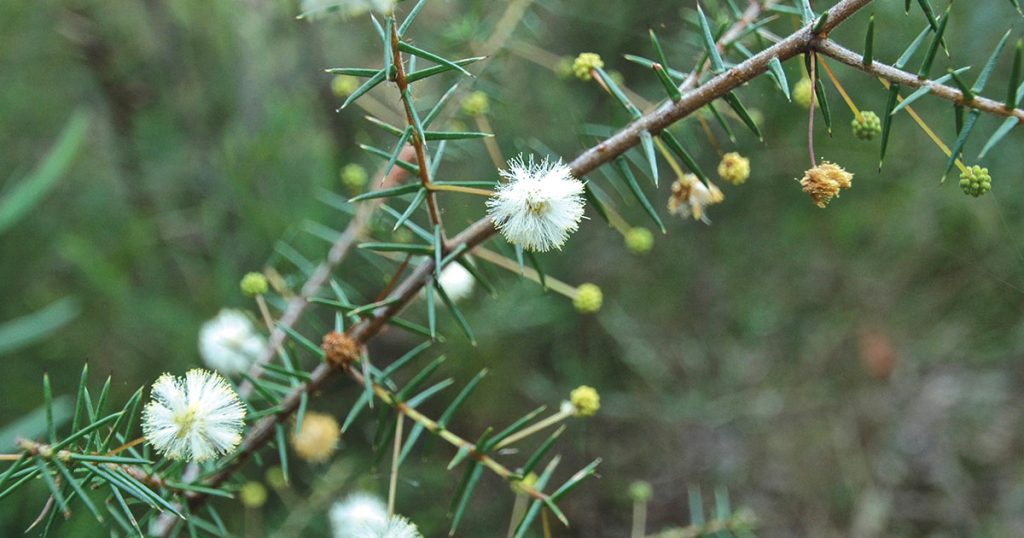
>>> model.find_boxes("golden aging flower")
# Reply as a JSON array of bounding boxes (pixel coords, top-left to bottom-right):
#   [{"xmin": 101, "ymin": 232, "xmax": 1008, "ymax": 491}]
[
  {"xmin": 487, "ymin": 155, "xmax": 586, "ymax": 252},
  {"xmin": 291, "ymin": 412, "xmax": 340, "ymax": 463},
  {"xmin": 800, "ymin": 162, "xmax": 853, "ymax": 208},
  {"xmin": 322, "ymin": 331, "xmax": 360, "ymax": 367},
  {"xmin": 667, "ymin": 174, "xmax": 724, "ymax": 223},
  {"xmin": 717, "ymin": 152, "xmax": 751, "ymax": 185},
  {"xmin": 569, "ymin": 385, "xmax": 600, "ymax": 417},
  {"xmin": 142, "ymin": 369, "xmax": 246, "ymax": 462},
  {"xmin": 572, "ymin": 52, "xmax": 604, "ymax": 81}
]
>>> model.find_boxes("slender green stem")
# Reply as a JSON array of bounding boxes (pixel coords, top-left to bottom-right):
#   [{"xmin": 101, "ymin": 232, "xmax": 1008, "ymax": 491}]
[{"xmin": 493, "ymin": 408, "xmax": 573, "ymax": 450}]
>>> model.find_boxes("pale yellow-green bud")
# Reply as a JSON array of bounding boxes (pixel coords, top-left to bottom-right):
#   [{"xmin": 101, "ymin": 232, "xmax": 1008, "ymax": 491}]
[
  {"xmin": 851, "ymin": 111, "xmax": 882, "ymax": 140},
  {"xmin": 331, "ymin": 75, "xmax": 359, "ymax": 98},
  {"xmin": 511, "ymin": 472, "xmax": 538, "ymax": 495},
  {"xmin": 573, "ymin": 283, "xmax": 603, "ymax": 314},
  {"xmin": 629, "ymin": 481, "xmax": 653, "ymax": 503},
  {"xmin": 265, "ymin": 466, "xmax": 287, "ymax": 489},
  {"xmin": 793, "ymin": 78, "xmax": 813, "ymax": 109},
  {"xmin": 717, "ymin": 152, "xmax": 751, "ymax": 186},
  {"xmin": 240, "ymin": 272, "xmax": 269, "ymax": 297},
  {"xmin": 555, "ymin": 57, "xmax": 574, "ymax": 79},
  {"xmin": 569, "ymin": 385, "xmax": 600, "ymax": 417},
  {"xmin": 460, "ymin": 91, "xmax": 489, "ymax": 117},
  {"xmin": 625, "ymin": 227, "xmax": 654, "ymax": 255},
  {"xmin": 239, "ymin": 481, "xmax": 268, "ymax": 508},
  {"xmin": 341, "ymin": 163, "xmax": 368, "ymax": 192},
  {"xmin": 572, "ymin": 53, "xmax": 604, "ymax": 81}
]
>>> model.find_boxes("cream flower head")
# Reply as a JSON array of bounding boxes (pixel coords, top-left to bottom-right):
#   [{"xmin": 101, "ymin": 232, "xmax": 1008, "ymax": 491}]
[
  {"xmin": 199, "ymin": 309, "xmax": 268, "ymax": 376},
  {"xmin": 329, "ymin": 493, "xmax": 387, "ymax": 538},
  {"xmin": 437, "ymin": 262, "xmax": 476, "ymax": 302},
  {"xmin": 357, "ymin": 515, "xmax": 423, "ymax": 538},
  {"xmin": 487, "ymin": 155, "xmax": 586, "ymax": 252},
  {"xmin": 142, "ymin": 369, "xmax": 246, "ymax": 462}
]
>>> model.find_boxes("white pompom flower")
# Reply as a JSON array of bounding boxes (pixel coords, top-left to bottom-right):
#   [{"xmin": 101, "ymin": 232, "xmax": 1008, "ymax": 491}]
[
  {"xmin": 357, "ymin": 515, "xmax": 423, "ymax": 538},
  {"xmin": 199, "ymin": 309, "xmax": 268, "ymax": 376},
  {"xmin": 437, "ymin": 262, "xmax": 475, "ymax": 302},
  {"xmin": 487, "ymin": 155, "xmax": 587, "ymax": 252},
  {"xmin": 142, "ymin": 369, "xmax": 246, "ymax": 462},
  {"xmin": 329, "ymin": 493, "xmax": 387, "ymax": 538}
]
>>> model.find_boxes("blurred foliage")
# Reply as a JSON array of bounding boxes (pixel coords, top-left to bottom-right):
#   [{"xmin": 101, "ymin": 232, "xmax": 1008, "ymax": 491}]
[{"xmin": 2, "ymin": 0, "xmax": 1024, "ymax": 536}]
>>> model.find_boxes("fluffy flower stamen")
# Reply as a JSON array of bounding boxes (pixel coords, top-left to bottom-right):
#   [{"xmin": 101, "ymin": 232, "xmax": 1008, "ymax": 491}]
[{"xmin": 487, "ymin": 155, "xmax": 587, "ymax": 252}]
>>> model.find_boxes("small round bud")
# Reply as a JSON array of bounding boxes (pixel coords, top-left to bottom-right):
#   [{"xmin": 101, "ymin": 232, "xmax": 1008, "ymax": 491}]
[
  {"xmin": 239, "ymin": 481, "xmax": 268, "ymax": 508},
  {"xmin": 511, "ymin": 472, "xmax": 538, "ymax": 495},
  {"xmin": 717, "ymin": 152, "xmax": 751, "ymax": 185},
  {"xmin": 555, "ymin": 57, "xmax": 574, "ymax": 79},
  {"xmin": 331, "ymin": 75, "xmax": 359, "ymax": 98},
  {"xmin": 959, "ymin": 165, "xmax": 991, "ymax": 197},
  {"xmin": 799, "ymin": 161, "xmax": 853, "ymax": 208},
  {"xmin": 569, "ymin": 385, "xmax": 600, "ymax": 417},
  {"xmin": 341, "ymin": 164, "xmax": 368, "ymax": 193},
  {"xmin": 608, "ymin": 70, "xmax": 625, "ymax": 86},
  {"xmin": 573, "ymin": 283, "xmax": 603, "ymax": 314},
  {"xmin": 572, "ymin": 53, "xmax": 604, "ymax": 81},
  {"xmin": 629, "ymin": 481, "xmax": 653, "ymax": 503},
  {"xmin": 625, "ymin": 227, "xmax": 654, "ymax": 255},
  {"xmin": 291, "ymin": 412, "xmax": 341, "ymax": 463},
  {"xmin": 851, "ymin": 111, "xmax": 882, "ymax": 140},
  {"xmin": 240, "ymin": 272, "xmax": 269, "ymax": 297},
  {"xmin": 460, "ymin": 91, "xmax": 489, "ymax": 117},
  {"xmin": 793, "ymin": 78, "xmax": 813, "ymax": 109},
  {"xmin": 322, "ymin": 331, "xmax": 360, "ymax": 368},
  {"xmin": 265, "ymin": 467, "xmax": 287, "ymax": 490}
]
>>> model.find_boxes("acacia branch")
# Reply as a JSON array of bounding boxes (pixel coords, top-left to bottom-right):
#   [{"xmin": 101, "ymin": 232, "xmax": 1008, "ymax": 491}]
[
  {"xmin": 814, "ymin": 39, "xmax": 1024, "ymax": 121},
  {"xmin": 160, "ymin": 0, "xmax": 878, "ymax": 531}
]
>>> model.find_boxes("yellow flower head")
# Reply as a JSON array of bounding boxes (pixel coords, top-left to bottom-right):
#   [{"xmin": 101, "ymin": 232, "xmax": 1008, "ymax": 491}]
[
  {"xmin": 573, "ymin": 283, "xmax": 603, "ymax": 314},
  {"xmin": 291, "ymin": 412, "xmax": 341, "ymax": 463},
  {"xmin": 460, "ymin": 91, "xmax": 490, "ymax": 117},
  {"xmin": 239, "ymin": 481, "xmax": 268, "ymax": 508},
  {"xmin": 799, "ymin": 161, "xmax": 853, "ymax": 208},
  {"xmin": 717, "ymin": 152, "xmax": 751, "ymax": 185},
  {"xmin": 793, "ymin": 78, "xmax": 813, "ymax": 109},
  {"xmin": 331, "ymin": 75, "xmax": 359, "ymax": 98},
  {"xmin": 569, "ymin": 385, "xmax": 600, "ymax": 417},
  {"xmin": 625, "ymin": 227, "xmax": 654, "ymax": 255},
  {"xmin": 572, "ymin": 53, "xmax": 604, "ymax": 81}
]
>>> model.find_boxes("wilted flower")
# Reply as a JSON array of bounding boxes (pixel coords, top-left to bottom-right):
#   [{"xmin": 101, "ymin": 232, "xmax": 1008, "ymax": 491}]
[
  {"xmin": 142, "ymin": 369, "xmax": 246, "ymax": 462},
  {"xmin": 799, "ymin": 161, "xmax": 853, "ymax": 208},
  {"xmin": 291, "ymin": 412, "xmax": 341, "ymax": 463},
  {"xmin": 487, "ymin": 155, "xmax": 586, "ymax": 252},
  {"xmin": 322, "ymin": 331, "xmax": 360, "ymax": 368},
  {"xmin": 329, "ymin": 493, "xmax": 387, "ymax": 538},
  {"xmin": 357, "ymin": 515, "xmax": 423, "ymax": 538},
  {"xmin": 667, "ymin": 174, "xmax": 724, "ymax": 223},
  {"xmin": 437, "ymin": 262, "xmax": 475, "ymax": 302},
  {"xmin": 199, "ymin": 309, "xmax": 268, "ymax": 376}
]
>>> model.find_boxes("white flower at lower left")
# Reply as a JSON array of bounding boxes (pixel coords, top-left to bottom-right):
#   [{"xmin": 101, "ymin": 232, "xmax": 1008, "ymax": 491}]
[{"xmin": 142, "ymin": 369, "xmax": 246, "ymax": 462}]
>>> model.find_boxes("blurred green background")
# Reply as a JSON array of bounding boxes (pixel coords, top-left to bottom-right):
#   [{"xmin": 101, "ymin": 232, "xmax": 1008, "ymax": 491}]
[{"xmin": 2, "ymin": 0, "xmax": 1024, "ymax": 536}]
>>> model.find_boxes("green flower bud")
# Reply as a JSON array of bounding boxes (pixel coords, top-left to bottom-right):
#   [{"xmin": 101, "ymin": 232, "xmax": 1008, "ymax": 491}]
[
  {"xmin": 265, "ymin": 467, "xmax": 287, "ymax": 490},
  {"xmin": 573, "ymin": 283, "xmax": 603, "ymax": 314},
  {"xmin": 959, "ymin": 165, "xmax": 992, "ymax": 197},
  {"xmin": 851, "ymin": 111, "xmax": 882, "ymax": 140},
  {"xmin": 629, "ymin": 481, "xmax": 653, "ymax": 503},
  {"xmin": 460, "ymin": 91, "xmax": 489, "ymax": 117},
  {"xmin": 572, "ymin": 53, "xmax": 604, "ymax": 81},
  {"xmin": 793, "ymin": 78, "xmax": 813, "ymax": 109},
  {"xmin": 240, "ymin": 272, "xmax": 269, "ymax": 297},
  {"xmin": 331, "ymin": 75, "xmax": 359, "ymax": 98},
  {"xmin": 625, "ymin": 227, "xmax": 654, "ymax": 255},
  {"xmin": 239, "ymin": 481, "xmax": 267, "ymax": 509},
  {"xmin": 341, "ymin": 164, "xmax": 368, "ymax": 192}
]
